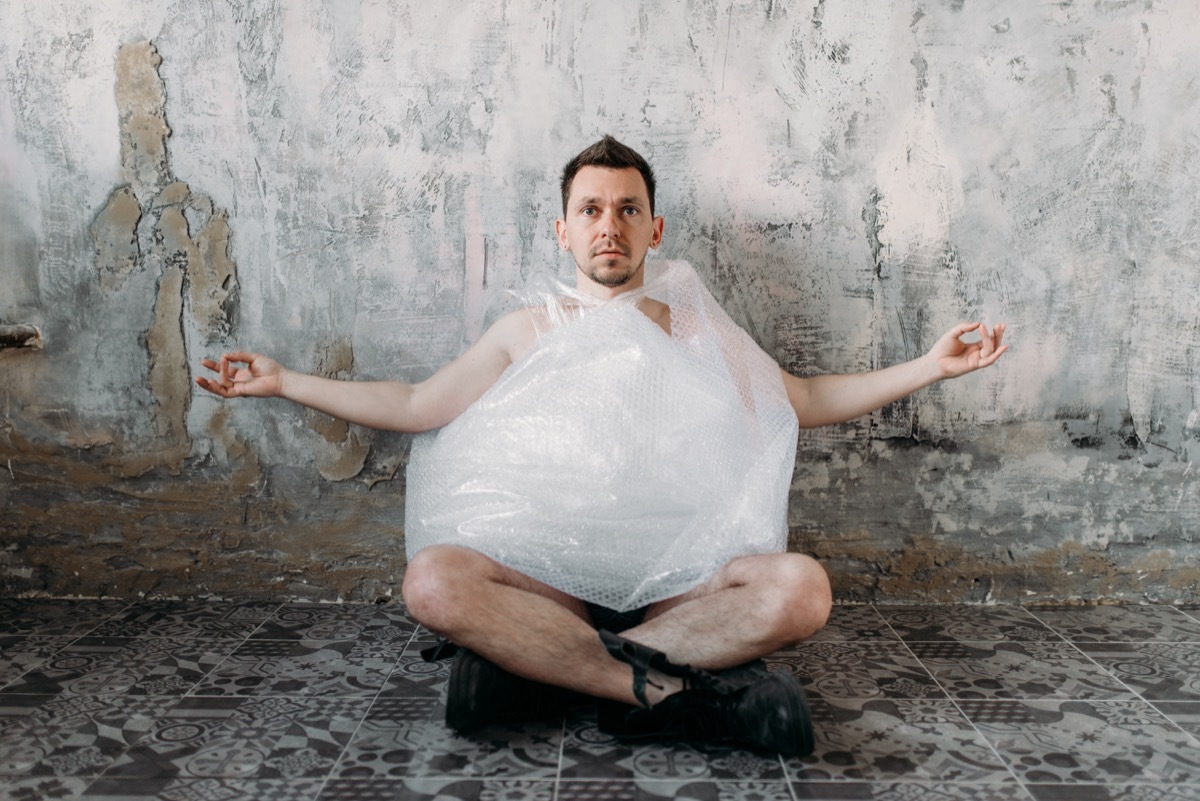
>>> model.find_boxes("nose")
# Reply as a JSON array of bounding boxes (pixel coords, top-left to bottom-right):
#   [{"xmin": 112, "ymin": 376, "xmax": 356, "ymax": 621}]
[{"xmin": 600, "ymin": 209, "xmax": 621, "ymax": 239}]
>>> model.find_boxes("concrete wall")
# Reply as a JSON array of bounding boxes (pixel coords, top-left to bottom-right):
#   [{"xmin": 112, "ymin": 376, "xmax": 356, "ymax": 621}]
[{"xmin": 2, "ymin": 1, "xmax": 1197, "ymax": 603}]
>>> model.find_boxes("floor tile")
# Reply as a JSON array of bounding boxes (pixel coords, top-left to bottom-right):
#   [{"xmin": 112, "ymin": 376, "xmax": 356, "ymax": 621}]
[
  {"xmin": 1028, "ymin": 785, "xmax": 1200, "ymax": 800},
  {"xmin": 557, "ymin": 779, "xmax": 794, "ymax": 801},
  {"xmin": 877, "ymin": 605, "xmax": 1058, "ymax": 643},
  {"xmin": 0, "ymin": 775, "xmax": 89, "ymax": 801},
  {"xmin": 806, "ymin": 606, "xmax": 899, "ymax": 643},
  {"xmin": 964, "ymin": 699, "xmax": 1198, "ymax": 784},
  {"xmin": 1025, "ymin": 605, "xmax": 1200, "ymax": 643},
  {"xmin": 404, "ymin": 717, "xmax": 563, "ymax": 779},
  {"xmin": 767, "ymin": 642, "xmax": 945, "ymax": 701},
  {"xmin": 189, "ymin": 637, "xmax": 406, "ymax": 697},
  {"xmin": 378, "ymin": 632, "xmax": 450, "ymax": 699},
  {"xmin": 251, "ymin": 603, "xmax": 417, "ymax": 642},
  {"xmin": 1153, "ymin": 701, "xmax": 1200, "ymax": 741},
  {"xmin": 88, "ymin": 601, "xmax": 279, "ymax": 639},
  {"xmin": 0, "ymin": 694, "xmax": 177, "ymax": 778},
  {"xmin": 1075, "ymin": 643, "xmax": 1200, "ymax": 701},
  {"xmin": 559, "ymin": 713, "xmax": 783, "ymax": 780},
  {"xmin": 1, "ymin": 637, "xmax": 241, "ymax": 697},
  {"xmin": 785, "ymin": 698, "xmax": 1013, "ymax": 783},
  {"xmin": 909, "ymin": 640, "xmax": 1134, "ymax": 700},
  {"xmin": 80, "ymin": 776, "xmax": 325, "ymax": 800},
  {"xmin": 0, "ymin": 635, "xmax": 75, "ymax": 690},
  {"xmin": 103, "ymin": 695, "xmax": 371, "ymax": 780},
  {"xmin": 333, "ymin": 696, "xmax": 440, "ymax": 779},
  {"xmin": 789, "ymin": 783, "xmax": 1032, "ymax": 800},
  {"xmin": 319, "ymin": 778, "xmax": 555, "ymax": 801},
  {"xmin": 0, "ymin": 600, "xmax": 128, "ymax": 637}
]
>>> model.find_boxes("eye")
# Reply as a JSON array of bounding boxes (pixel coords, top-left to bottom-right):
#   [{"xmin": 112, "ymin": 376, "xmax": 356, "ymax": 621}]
[
  {"xmin": 581, "ymin": 207, "xmax": 596, "ymax": 216},
  {"xmin": 622, "ymin": 207, "xmax": 639, "ymax": 216}
]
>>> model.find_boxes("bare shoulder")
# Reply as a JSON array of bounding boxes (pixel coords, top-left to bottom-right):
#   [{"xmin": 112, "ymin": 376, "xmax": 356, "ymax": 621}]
[
  {"xmin": 637, "ymin": 298, "xmax": 672, "ymax": 336},
  {"xmin": 481, "ymin": 307, "xmax": 539, "ymax": 364}
]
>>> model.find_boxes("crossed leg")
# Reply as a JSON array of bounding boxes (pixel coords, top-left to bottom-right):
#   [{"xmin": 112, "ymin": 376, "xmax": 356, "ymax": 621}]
[{"xmin": 401, "ymin": 545, "xmax": 832, "ymax": 707}]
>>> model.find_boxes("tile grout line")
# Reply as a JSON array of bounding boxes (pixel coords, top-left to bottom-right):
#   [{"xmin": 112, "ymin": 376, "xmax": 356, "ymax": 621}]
[
  {"xmin": 1021, "ymin": 605, "xmax": 1159, "ymax": 708},
  {"xmin": 295, "ymin": 601, "xmax": 422, "ymax": 796},
  {"xmin": 553, "ymin": 712, "xmax": 567, "ymax": 798},
  {"xmin": 1021, "ymin": 605, "xmax": 1200, "ymax": 787},
  {"xmin": 67, "ymin": 599, "xmax": 141, "ymax": 801},
  {"xmin": 871, "ymin": 603, "xmax": 1038, "ymax": 797},
  {"xmin": 1021, "ymin": 605, "xmax": 1200, "ymax": 756},
  {"xmin": 180, "ymin": 600, "xmax": 285, "ymax": 699},
  {"xmin": 779, "ymin": 750, "xmax": 800, "ymax": 801},
  {"xmin": 0, "ymin": 598, "xmax": 139, "ymax": 693},
  {"xmin": 1023, "ymin": 604, "xmax": 1200, "ymax": 733}
]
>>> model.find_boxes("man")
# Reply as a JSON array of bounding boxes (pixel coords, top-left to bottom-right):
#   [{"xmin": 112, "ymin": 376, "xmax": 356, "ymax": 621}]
[{"xmin": 197, "ymin": 136, "xmax": 1006, "ymax": 757}]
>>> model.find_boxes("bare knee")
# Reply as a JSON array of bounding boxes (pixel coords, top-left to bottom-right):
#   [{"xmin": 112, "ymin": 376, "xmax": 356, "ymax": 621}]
[
  {"xmin": 756, "ymin": 553, "xmax": 832, "ymax": 646},
  {"xmin": 401, "ymin": 545, "xmax": 488, "ymax": 632}
]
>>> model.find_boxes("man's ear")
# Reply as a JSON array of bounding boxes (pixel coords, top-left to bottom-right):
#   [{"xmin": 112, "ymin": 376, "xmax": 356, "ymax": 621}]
[
  {"xmin": 651, "ymin": 215, "xmax": 665, "ymax": 249},
  {"xmin": 555, "ymin": 218, "xmax": 569, "ymax": 250}
]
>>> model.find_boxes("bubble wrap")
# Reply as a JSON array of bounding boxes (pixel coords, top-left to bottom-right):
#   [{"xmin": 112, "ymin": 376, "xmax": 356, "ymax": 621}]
[{"xmin": 404, "ymin": 260, "xmax": 799, "ymax": 611}]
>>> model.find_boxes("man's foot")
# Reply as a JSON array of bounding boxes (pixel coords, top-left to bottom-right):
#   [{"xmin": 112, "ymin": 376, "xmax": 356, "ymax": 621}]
[
  {"xmin": 596, "ymin": 630, "xmax": 815, "ymax": 757},
  {"xmin": 445, "ymin": 647, "xmax": 581, "ymax": 732},
  {"xmin": 606, "ymin": 672, "xmax": 815, "ymax": 757}
]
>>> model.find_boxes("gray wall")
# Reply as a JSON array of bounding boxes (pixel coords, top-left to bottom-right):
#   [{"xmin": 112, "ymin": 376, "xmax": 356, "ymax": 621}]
[{"xmin": 2, "ymin": 1, "xmax": 1197, "ymax": 603}]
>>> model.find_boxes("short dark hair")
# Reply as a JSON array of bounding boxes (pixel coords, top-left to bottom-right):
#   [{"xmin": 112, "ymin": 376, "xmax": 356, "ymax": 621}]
[{"xmin": 560, "ymin": 135, "xmax": 657, "ymax": 216}]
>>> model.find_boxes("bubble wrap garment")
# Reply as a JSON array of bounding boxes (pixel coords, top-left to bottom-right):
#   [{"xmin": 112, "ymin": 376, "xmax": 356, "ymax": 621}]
[{"xmin": 405, "ymin": 260, "xmax": 799, "ymax": 611}]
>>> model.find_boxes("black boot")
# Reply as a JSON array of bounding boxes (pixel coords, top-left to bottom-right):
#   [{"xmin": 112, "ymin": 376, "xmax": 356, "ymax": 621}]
[
  {"xmin": 596, "ymin": 630, "xmax": 815, "ymax": 758},
  {"xmin": 443, "ymin": 647, "xmax": 583, "ymax": 732}
]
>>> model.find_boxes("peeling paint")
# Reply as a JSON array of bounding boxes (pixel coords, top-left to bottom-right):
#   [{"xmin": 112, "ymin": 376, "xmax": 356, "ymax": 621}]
[
  {"xmin": 114, "ymin": 41, "xmax": 170, "ymax": 202},
  {"xmin": 84, "ymin": 41, "xmax": 241, "ymax": 476},
  {"xmin": 91, "ymin": 187, "xmax": 141, "ymax": 290},
  {"xmin": 306, "ymin": 339, "xmax": 372, "ymax": 482}
]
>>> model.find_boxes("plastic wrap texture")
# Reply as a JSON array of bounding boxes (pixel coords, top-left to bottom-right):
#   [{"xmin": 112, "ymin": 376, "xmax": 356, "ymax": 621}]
[{"xmin": 405, "ymin": 260, "xmax": 799, "ymax": 611}]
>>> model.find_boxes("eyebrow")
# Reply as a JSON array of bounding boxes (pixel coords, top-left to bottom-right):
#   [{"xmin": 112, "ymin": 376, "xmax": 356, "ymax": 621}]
[{"xmin": 576, "ymin": 196, "xmax": 646, "ymax": 208}]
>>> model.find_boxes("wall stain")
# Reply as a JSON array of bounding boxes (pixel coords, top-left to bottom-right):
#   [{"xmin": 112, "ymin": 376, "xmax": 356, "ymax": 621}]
[
  {"xmin": 89, "ymin": 41, "xmax": 240, "ymax": 475},
  {"xmin": 306, "ymin": 339, "xmax": 372, "ymax": 482},
  {"xmin": 806, "ymin": 533, "xmax": 1199, "ymax": 605}
]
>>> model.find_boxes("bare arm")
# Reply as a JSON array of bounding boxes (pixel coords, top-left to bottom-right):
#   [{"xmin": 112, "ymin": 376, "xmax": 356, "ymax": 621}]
[
  {"xmin": 195, "ymin": 309, "xmax": 536, "ymax": 433},
  {"xmin": 782, "ymin": 322, "xmax": 1007, "ymax": 429}
]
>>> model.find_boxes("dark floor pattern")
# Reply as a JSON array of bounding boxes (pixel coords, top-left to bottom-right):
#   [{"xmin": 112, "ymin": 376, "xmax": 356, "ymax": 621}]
[{"xmin": 1, "ymin": 599, "xmax": 1199, "ymax": 801}]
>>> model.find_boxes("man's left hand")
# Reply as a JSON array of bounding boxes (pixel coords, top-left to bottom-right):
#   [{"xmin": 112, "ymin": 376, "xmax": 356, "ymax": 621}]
[{"xmin": 929, "ymin": 322, "xmax": 1008, "ymax": 379}]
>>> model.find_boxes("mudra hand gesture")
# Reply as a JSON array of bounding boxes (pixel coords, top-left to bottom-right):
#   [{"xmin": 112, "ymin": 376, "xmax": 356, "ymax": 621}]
[
  {"xmin": 195, "ymin": 352, "xmax": 286, "ymax": 399},
  {"xmin": 928, "ymin": 322, "xmax": 1007, "ymax": 380}
]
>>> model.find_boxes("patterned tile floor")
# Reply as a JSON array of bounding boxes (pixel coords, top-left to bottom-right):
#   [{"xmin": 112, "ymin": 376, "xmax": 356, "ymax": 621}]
[{"xmin": 1, "ymin": 599, "xmax": 1199, "ymax": 801}]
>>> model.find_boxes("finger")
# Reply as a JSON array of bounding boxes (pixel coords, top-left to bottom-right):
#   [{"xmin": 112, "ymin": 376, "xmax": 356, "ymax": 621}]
[
  {"xmin": 949, "ymin": 322, "xmax": 982, "ymax": 340},
  {"xmin": 979, "ymin": 344, "xmax": 1009, "ymax": 367},
  {"xmin": 993, "ymin": 323, "xmax": 1006, "ymax": 348},
  {"xmin": 220, "ymin": 355, "xmax": 233, "ymax": 386},
  {"xmin": 195, "ymin": 376, "xmax": 230, "ymax": 397},
  {"xmin": 979, "ymin": 326, "xmax": 995, "ymax": 358},
  {"xmin": 200, "ymin": 357, "xmax": 220, "ymax": 371}
]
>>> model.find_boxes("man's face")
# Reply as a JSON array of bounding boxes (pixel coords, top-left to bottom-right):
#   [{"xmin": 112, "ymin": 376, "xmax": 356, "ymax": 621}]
[{"xmin": 556, "ymin": 166, "xmax": 664, "ymax": 291}]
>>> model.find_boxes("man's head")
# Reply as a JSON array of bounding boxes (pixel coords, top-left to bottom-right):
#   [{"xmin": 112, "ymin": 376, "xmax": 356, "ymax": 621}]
[
  {"xmin": 560, "ymin": 135, "xmax": 657, "ymax": 217},
  {"xmin": 556, "ymin": 136, "xmax": 664, "ymax": 294}
]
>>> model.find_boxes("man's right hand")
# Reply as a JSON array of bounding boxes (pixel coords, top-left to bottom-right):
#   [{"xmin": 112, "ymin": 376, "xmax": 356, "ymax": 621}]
[{"xmin": 195, "ymin": 351, "xmax": 285, "ymax": 399}]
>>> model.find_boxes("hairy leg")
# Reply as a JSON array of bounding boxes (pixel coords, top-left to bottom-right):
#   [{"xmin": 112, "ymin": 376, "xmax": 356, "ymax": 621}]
[
  {"xmin": 623, "ymin": 552, "xmax": 832, "ymax": 669},
  {"xmin": 402, "ymin": 544, "xmax": 658, "ymax": 705}
]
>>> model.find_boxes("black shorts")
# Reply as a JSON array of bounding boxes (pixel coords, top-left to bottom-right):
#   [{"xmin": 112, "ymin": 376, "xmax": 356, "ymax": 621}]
[{"xmin": 585, "ymin": 601, "xmax": 650, "ymax": 633}]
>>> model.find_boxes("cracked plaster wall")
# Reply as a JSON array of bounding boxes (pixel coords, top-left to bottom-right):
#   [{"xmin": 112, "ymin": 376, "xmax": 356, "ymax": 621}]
[{"xmin": 1, "ymin": 1, "xmax": 1198, "ymax": 602}]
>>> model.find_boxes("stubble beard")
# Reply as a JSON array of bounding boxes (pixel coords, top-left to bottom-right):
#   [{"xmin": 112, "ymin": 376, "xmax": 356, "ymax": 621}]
[{"xmin": 582, "ymin": 250, "xmax": 644, "ymax": 289}]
